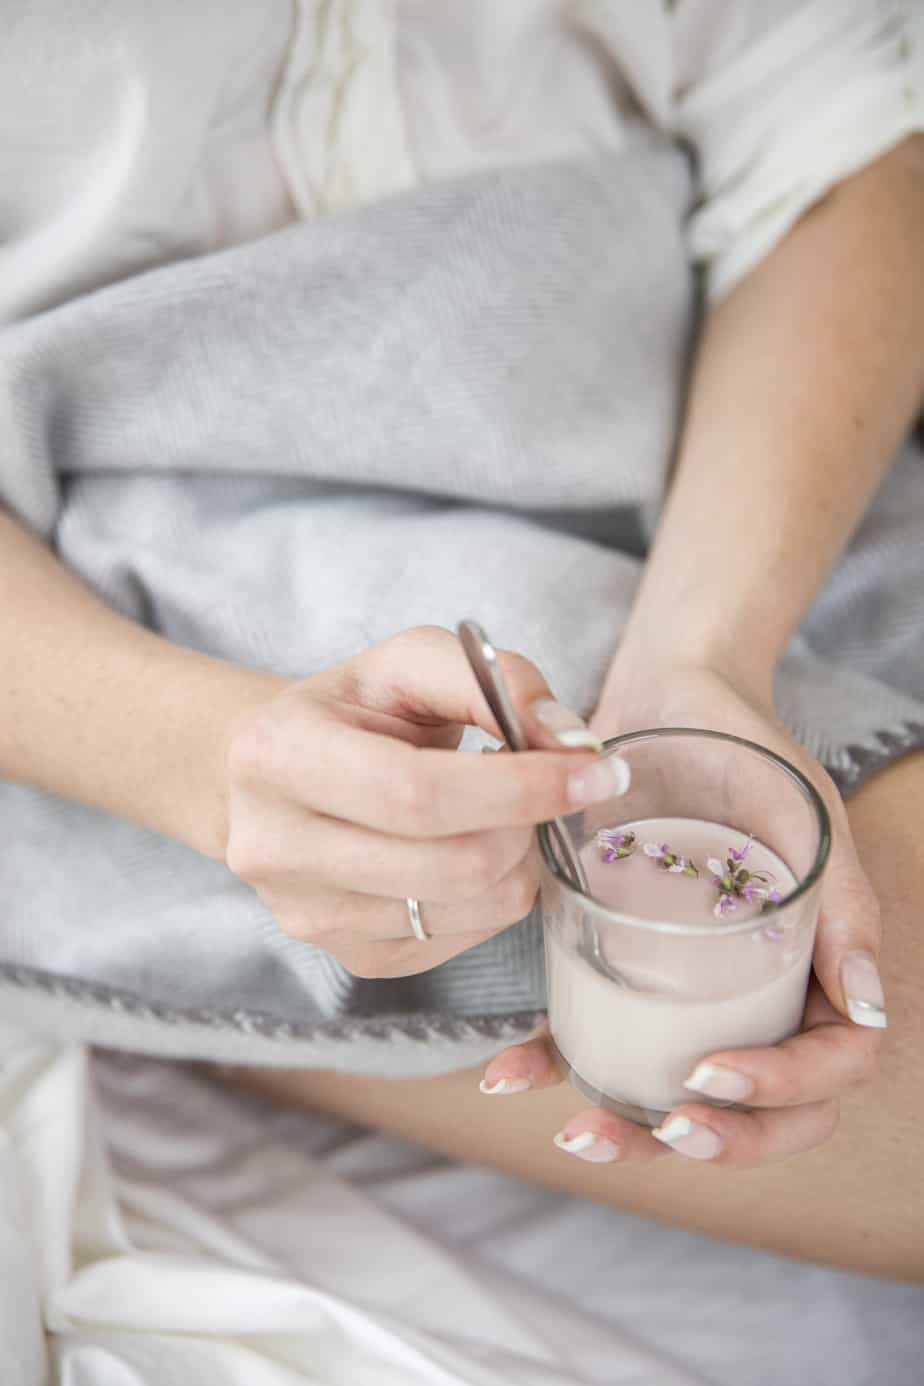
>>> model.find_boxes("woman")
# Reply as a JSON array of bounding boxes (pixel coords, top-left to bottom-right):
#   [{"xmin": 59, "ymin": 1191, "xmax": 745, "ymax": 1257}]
[{"xmin": 1, "ymin": 1, "xmax": 922, "ymax": 1280}]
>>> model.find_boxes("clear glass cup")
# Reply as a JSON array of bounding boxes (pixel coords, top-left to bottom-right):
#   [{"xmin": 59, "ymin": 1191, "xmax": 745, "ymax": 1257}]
[{"xmin": 539, "ymin": 728, "xmax": 831, "ymax": 1127}]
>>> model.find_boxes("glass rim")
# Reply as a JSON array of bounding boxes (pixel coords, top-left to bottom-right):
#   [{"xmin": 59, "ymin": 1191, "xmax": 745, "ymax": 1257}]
[{"xmin": 538, "ymin": 726, "xmax": 832, "ymax": 937}]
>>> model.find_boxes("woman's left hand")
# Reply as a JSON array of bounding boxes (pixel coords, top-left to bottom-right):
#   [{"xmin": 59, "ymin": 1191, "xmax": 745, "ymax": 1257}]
[{"xmin": 478, "ymin": 660, "xmax": 887, "ymax": 1168}]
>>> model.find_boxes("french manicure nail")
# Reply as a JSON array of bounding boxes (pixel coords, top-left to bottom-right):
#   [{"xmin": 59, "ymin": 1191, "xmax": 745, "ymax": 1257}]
[
  {"xmin": 553, "ymin": 1129, "xmax": 620, "ymax": 1163},
  {"xmin": 532, "ymin": 699, "xmax": 603, "ymax": 752},
  {"xmin": 567, "ymin": 755, "xmax": 631, "ymax": 806},
  {"xmin": 651, "ymin": 1115, "xmax": 724, "ymax": 1160},
  {"xmin": 479, "ymin": 1076, "xmax": 532, "ymax": 1095},
  {"xmin": 683, "ymin": 1062, "xmax": 755, "ymax": 1102},
  {"xmin": 841, "ymin": 951, "xmax": 887, "ymax": 1028}
]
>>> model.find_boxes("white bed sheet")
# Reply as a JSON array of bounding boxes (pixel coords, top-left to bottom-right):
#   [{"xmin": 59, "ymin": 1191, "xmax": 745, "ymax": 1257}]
[{"xmin": 2, "ymin": 1024, "xmax": 920, "ymax": 1385}]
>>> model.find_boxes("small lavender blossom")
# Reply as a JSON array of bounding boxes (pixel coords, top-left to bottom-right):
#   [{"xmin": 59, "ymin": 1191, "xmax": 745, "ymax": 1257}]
[
  {"xmin": 706, "ymin": 857, "xmax": 732, "ymax": 890},
  {"xmin": 714, "ymin": 892, "xmax": 737, "ymax": 918},
  {"xmin": 596, "ymin": 828, "xmax": 636, "ymax": 863},
  {"xmin": 709, "ymin": 836, "xmax": 784, "ymax": 916},
  {"xmin": 643, "ymin": 842, "xmax": 699, "ymax": 877}
]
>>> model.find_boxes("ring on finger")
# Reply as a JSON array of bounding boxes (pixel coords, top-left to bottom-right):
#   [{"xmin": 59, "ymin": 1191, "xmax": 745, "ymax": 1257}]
[{"xmin": 406, "ymin": 896, "xmax": 429, "ymax": 942}]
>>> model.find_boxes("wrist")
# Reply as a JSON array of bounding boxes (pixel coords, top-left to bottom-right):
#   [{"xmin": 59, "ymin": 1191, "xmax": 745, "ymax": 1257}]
[
  {"xmin": 136, "ymin": 647, "xmax": 290, "ymax": 863},
  {"xmin": 616, "ymin": 533, "xmax": 789, "ymax": 713},
  {"xmin": 603, "ymin": 618, "xmax": 777, "ymax": 718}
]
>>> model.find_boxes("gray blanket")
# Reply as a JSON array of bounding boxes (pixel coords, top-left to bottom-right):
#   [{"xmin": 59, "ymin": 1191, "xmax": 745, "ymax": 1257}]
[{"xmin": 1, "ymin": 142, "xmax": 922, "ymax": 1073}]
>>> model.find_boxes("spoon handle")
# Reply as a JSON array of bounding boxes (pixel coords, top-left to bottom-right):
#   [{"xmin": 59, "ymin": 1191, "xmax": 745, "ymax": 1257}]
[{"xmin": 457, "ymin": 621, "xmax": 588, "ymax": 894}]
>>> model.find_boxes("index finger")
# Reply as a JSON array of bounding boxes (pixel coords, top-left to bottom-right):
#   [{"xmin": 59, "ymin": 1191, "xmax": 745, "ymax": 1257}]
[{"xmin": 261, "ymin": 712, "xmax": 632, "ymax": 836}]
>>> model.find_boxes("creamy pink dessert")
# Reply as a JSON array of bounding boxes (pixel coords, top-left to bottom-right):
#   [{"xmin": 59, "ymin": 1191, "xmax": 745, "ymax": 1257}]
[{"xmin": 545, "ymin": 816, "xmax": 809, "ymax": 1116}]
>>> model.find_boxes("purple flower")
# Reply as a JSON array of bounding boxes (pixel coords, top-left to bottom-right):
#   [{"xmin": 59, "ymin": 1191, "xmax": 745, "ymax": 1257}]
[
  {"xmin": 643, "ymin": 842, "xmax": 699, "ymax": 877},
  {"xmin": 596, "ymin": 827, "xmax": 636, "ymax": 862},
  {"xmin": 708, "ymin": 836, "xmax": 784, "ymax": 916},
  {"xmin": 706, "ymin": 856, "xmax": 729, "ymax": 884}
]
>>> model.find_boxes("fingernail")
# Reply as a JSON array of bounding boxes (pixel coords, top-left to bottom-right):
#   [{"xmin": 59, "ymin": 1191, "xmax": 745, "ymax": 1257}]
[
  {"xmin": 651, "ymin": 1115, "xmax": 723, "ymax": 1160},
  {"xmin": 531, "ymin": 699, "xmax": 603, "ymax": 752},
  {"xmin": 567, "ymin": 755, "xmax": 631, "ymax": 806},
  {"xmin": 479, "ymin": 1076, "xmax": 532, "ymax": 1095},
  {"xmin": 841, "ymin": 951, "xmax": 887, "ymax": 1028},
  {"xmin": 553, "ymin": 1129, "xmax": 620, "ymax": 1163},
  {"xmin": 683, "ymin": 1062, "xmax": 755, "ymax": 1102}
]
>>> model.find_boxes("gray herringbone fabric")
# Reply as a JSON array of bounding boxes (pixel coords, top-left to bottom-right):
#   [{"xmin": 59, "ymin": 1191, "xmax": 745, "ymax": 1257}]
[{"xmin": 1, "ymin": 143, "xmax": 922, "ymax": 1072}]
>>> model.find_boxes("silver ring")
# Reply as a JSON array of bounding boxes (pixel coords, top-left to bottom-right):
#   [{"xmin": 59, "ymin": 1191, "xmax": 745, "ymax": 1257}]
[{"xmin": 405, "ymin": 896, "xmax": 428, "ymax": 942}]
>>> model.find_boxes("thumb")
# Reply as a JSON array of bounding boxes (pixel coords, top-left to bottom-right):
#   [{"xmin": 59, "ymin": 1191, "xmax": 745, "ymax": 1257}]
[{"xmin": 811, "ymin": 803, "xmax": 886, "ymax": 1030}]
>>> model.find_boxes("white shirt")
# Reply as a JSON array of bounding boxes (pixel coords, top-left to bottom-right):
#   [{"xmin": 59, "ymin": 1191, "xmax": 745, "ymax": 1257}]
[{"xmin": 1, "ymin": 0, "xmax": 921, "ymax": 322}]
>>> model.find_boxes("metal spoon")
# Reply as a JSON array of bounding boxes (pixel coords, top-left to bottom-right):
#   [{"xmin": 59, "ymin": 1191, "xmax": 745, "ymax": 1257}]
[{"xmin": 457, "ymin": 620, "xmax": 589, "ymax": 894}]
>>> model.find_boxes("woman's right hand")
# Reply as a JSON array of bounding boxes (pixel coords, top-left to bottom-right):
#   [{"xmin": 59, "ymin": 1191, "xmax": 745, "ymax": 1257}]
[{"xmin": 222, "ymin": 625, "xmax": 629, "ymax": 977}]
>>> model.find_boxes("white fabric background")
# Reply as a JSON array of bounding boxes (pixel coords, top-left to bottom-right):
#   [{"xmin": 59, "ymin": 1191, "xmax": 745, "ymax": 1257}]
[
  {"xmin": 2, "ymin": 1023, "xmax": 921, "ymax": 1386},
  {"xmin": 3, "ymin": 0, "xmax": 922, "ymax": 321}
]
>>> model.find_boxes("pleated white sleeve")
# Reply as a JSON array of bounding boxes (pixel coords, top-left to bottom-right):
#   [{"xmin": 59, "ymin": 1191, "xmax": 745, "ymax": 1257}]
[{"xmin": 672, "ymin": 0, "xmax": 924, "ymax": 299}]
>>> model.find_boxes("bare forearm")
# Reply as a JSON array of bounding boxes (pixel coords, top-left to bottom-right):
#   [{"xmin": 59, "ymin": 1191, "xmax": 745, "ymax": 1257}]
[
  {"xmin": 618, "ymin": 136, "xmax": 924, "ymax": 691},
  {"xmin": 0, "ymin": 510, "xmax": 282, "ymax": 858}
]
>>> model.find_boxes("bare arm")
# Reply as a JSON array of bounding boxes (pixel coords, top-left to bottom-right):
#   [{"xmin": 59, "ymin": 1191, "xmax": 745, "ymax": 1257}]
[
  {"xmin": 0, "ymin": 509, "xmax": 613, "ymax": 979},
  {"xmin": 610, "ymin": 134, "xmax": 924, "ymax": 702},
  {"xmin": 479, "ymin": 139, "xmax": 924, "ymax": 1170},
  {"xmin": 0, "ymin": 510, "xmax": 282, "ymax": 859}
]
